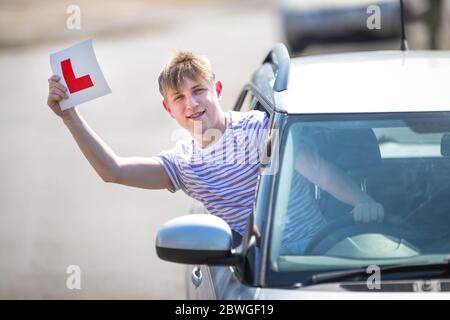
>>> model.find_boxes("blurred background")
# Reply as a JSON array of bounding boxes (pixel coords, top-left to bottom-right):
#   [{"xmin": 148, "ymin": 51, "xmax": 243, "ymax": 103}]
[{"xmin": 0, "ymin": 0, "xmax": 449, "ymax": 299}]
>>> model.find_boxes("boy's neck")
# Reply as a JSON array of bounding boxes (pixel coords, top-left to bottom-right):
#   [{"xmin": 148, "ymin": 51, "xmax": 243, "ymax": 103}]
[{"xmin": 195, "ymin": 111, "xmax": 227, "ymax": 149}]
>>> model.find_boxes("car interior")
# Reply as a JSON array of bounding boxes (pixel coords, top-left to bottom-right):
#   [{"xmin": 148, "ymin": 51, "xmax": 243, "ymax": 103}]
[{"xmin": 289, "ymin": 123, "xmax": 450, "ymax": 258}]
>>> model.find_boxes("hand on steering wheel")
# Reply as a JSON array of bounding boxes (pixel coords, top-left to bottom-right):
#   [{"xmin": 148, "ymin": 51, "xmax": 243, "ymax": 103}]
[{"xmin": 351, "ymin": 200, "xmax": 384, "ymax": 223}]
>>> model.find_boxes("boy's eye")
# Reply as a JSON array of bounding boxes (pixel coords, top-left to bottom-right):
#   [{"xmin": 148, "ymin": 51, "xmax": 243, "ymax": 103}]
[{"xmin": 194, "ymin": 88, "xmax": 205, "ymax": 94}]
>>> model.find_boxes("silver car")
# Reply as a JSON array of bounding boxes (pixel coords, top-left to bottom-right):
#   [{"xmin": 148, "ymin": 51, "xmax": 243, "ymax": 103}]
[{"xmin": 156, "ymin": 44, "xmax": 450, "ymax": 299}]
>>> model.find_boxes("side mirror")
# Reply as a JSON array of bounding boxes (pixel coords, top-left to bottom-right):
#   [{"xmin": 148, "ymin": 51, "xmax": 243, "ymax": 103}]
[
  {"xmin": 441, "ymin": 133, "xmax": 450, "ymax": 157},
  {"xmin": 155, "ymin": 214, "xmax": 239, "ymax": 265}
]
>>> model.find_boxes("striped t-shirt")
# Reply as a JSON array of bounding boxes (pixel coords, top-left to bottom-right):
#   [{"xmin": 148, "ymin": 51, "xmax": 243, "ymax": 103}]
[
  {"xmin": 154, "ymin": 110, "xmax": 269, "ymax": 235},
  {"xmin": 281, "ymin": 135, "xmax": 328, "ymax": 253},
  {"xmin": 154, "ymin": 110, "xmax": 328, "ymax": 248},
  {"xmin": 282, "ymin": 172, "xmax": 327, "ymax": 252}
]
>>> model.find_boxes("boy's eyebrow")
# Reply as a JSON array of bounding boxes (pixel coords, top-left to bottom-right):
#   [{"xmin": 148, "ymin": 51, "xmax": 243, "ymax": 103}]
[
  {"xmin": 168, "ymin": 82, "xmax": 206, "ymax": 98},
  {"xmin": 169, "ymin": 90, "xmax": 181, "ymax": 97},
  {"xmin": 191, "ymin": 84, "xmax": 204, "ymax": 90}
]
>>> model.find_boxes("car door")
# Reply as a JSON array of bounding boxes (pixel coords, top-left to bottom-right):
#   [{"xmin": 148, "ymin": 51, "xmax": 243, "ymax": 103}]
[
  {"xmin": 184, "ymin": 198, "xmax": 236, "ymax": 299},
  {"xmin": 186, "ymin": 88, "xmax": 267, "ymax": 299}
]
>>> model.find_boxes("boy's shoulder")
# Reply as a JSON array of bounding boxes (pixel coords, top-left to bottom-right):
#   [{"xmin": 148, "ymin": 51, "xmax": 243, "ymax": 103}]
[{"xmin": 228, "ymin": 110, "xmax": 268, "ymax": 129}]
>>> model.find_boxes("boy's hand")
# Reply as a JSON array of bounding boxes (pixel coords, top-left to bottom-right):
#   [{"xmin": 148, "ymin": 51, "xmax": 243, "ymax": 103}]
[
  {"xmin": 47, "ymin": 75, "xmax": 73, "ymax": 119},
  {"xmin": 351, "ymin": 200, "xmax": 384, "ymax": 223}
]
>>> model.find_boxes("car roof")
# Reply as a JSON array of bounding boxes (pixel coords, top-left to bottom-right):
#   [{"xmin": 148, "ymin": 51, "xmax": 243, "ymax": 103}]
[{"xmin": 270, "ymin": 50, "xmax": 450, "ymax": 114}]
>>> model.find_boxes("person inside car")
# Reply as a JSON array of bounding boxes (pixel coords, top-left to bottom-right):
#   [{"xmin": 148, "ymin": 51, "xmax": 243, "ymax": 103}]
[{"xmin": 281, "ymin": 133, "xmax": 384, "ymax": 255}]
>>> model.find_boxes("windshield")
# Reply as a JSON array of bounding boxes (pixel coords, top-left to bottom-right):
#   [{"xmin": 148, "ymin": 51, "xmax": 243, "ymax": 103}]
[{"xmin": 269, "ymin": 112, "xmax": 450, "ymax": 283}]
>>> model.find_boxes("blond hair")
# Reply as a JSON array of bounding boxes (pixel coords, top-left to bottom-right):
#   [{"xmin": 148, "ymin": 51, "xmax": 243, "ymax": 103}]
[{"xmin": 158, "ymin": 51, "xmax": 215, "ymax": 99}]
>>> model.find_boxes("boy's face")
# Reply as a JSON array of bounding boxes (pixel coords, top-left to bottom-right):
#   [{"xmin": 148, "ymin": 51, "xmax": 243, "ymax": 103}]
[{"xmin": 162, "ymin": 77, "xmax": 224, "ymax": 136}]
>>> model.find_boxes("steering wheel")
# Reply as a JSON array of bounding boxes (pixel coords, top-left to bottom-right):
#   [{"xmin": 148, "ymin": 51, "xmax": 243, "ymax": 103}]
[{"xmin": 303, "ymin": 215, "xmax": 417, "ymax": 255}]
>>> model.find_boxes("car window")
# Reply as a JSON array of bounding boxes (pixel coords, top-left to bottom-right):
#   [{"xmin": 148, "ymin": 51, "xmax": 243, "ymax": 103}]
[
  {"xmin": 269, "ymin": 112, "xmax": 450, "ymax": 274},
  {"xmin": 234, "ymin": 88, "xmax": 271, "ymax": 114},
  {"xmin": 234, "ymin": 89, "xmax": 255, "ymax": 112}
]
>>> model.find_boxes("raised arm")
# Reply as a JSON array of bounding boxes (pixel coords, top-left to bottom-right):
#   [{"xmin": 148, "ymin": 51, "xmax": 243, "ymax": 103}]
[{"xmin": 47, "ymin": 75, "xmax": 173, "ymax": 190}]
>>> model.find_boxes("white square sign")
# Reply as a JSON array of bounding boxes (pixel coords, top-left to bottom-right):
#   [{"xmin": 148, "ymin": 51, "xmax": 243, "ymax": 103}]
[{"xmin": 50, "ymin": 39, "xmax": 111, "ymax": 111}]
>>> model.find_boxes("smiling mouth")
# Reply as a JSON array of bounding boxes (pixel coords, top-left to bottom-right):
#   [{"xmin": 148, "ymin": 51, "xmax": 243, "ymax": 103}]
[{"xmin": 187, "ymin": 110, "xmax": 206, "ymax": 120}]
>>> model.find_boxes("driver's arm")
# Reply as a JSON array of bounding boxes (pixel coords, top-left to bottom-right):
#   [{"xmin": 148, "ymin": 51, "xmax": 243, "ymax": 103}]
[{"xmin": 295, "ymin": 144, "xmax": 384, "ymax": 223}]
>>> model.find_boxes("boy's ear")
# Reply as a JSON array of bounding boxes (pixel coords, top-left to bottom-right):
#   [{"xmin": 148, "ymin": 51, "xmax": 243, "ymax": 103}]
[
  {"xmin": 215, "ymin": 81, "xmax": 223, "ymax": 100},
  {"xmin": 162, "ymin": 99, "xmax": 174, "ymax": 118}
]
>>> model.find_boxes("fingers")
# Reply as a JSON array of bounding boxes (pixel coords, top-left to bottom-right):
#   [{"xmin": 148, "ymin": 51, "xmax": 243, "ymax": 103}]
[
  {"xmin": 362, "ymin": 203, "xmax": 373, "ymax": 223},
  {"xmin": 48, "ymin": 75, "xmax": 60, "ymax": 82},
  {"xmin": 352, "ymin": 203, "xmax": 369, "ymax": 223},
  {"xmin": 377, "ymin": 203, "xmax": 384, "ymax": 223},
  {"xmin": 48, "ymin": 75, "xmax": 69, "ymax": 100},
  {"xmin": 368, "ymin": 202, "xmax": 384, "ymax": 223},
  {"xmin": 368, "ymin": 203, "xmax": 377, "ymax": 223},
  {"xmin": 53, "ymin": 82, "xmax": 68, "ymax": 93},
  {"xmin": 363, "ymin": 204, "xmax": 372, "ymax": 223},
  {"xmin": 49, "ymin": 80, "xmax": 68, "ymax": 93},
  {"xmin": 352, "ymin": 202, "xmax": 385, "ymax": 224},
  {"xmin": 48, "ymin": 75, "xmax": 68, "ymax": 92},
  {"xmin": 352, "ymin": 207, "xmax": 361, "ymax": 223},
  {"xmin": 49, "ymin": 87, "xmax": 68, "ymax": 100}
]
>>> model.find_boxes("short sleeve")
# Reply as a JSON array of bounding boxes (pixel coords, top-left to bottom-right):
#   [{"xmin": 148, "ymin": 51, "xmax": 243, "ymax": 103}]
[
  {"xmin": 244, "ymin": 111, "xmax": 269, "ymax": 163},
  {"xmin": 152, "ymin": 149, "xmax": 182, "ymax": 193},
  {"xmin": 295, "ymin": 131, "xmax": 322, "ymax": 178},
  {"xmin": 256, "ymin": 112, "xmax": 270, "ymax": 156}
]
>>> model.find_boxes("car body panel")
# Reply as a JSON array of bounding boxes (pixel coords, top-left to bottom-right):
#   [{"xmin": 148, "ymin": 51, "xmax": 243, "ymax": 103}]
[
  {"xmin": 281, "ymin": 51, "xmax": 450, "ymax": 114},
  {"xmin": 256, "ymin": 285, "xmax": 450, "ymax": 299},
  {"xmin": 186, "ymin": 263, "xmax": 450, "ymax": 299},
  {"xmin": 186, "ymin": 265, "xmax": 261, "ymax": 300}
]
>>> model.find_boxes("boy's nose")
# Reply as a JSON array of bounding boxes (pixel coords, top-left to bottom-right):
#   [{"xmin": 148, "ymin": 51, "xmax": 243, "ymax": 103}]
[{"xmin": 186, "ymin": 94, "xmax": 199, "ymax": 110}]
